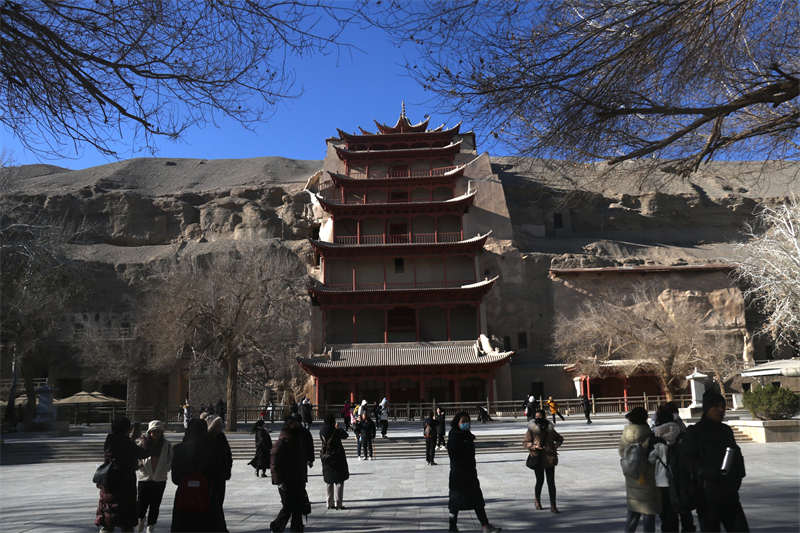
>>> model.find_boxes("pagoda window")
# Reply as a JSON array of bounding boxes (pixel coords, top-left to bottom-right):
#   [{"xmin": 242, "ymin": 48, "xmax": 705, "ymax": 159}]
[
  {"xmin": 390, "ymin": 143, "xmax": 409, "ymax": 150},
  {"xmin": 369, "ymin": 162, "xmax": 388, "ymax": 178},
  {"xmin": 394, "ymin": 258, "xmax": 405, "ymax": 273},
  {"xmin": 389, "ymin": 190, "xmax": 409, "ymax": 202},
  {"xmin": 333, "ymin": 218, "xmax": 358, "ymax": 244},
  {"xmin": 450, "ymin": 305, "xmax": 479, "ymax": 340},
  {"xmin": 387, "ymin": 307, "xmax": 415, "ymax": 330},
  {"xmin": 432, "ymin": 187, "xmax": 453, "ymax": 200}
]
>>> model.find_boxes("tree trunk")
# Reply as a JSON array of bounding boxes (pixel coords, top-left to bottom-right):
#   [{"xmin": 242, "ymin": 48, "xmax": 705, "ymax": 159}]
[{"xmin": 227, "ymin": 355, "xmax": 239, "ymax": 432}]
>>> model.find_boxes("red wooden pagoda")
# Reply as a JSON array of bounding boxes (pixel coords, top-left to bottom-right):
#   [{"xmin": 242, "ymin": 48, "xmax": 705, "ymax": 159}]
[{"xmin": 300, "ymin": 106, "xmax": 511, "ymax": 406}]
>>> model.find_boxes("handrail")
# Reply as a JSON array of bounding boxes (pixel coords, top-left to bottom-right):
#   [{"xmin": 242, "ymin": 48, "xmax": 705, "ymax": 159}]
[
  {"xmin": 325, "ymin": 280, "xmax": 474, "ymax": 291},
  {"xmin": 332, "ymin": 232, "xmax": 463, "ymax": 246}
]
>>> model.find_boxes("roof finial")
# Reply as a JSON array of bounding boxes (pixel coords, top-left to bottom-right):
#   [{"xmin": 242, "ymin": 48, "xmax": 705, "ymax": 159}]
[{"xmin": 401, "ymin": 101, "xmax": 406, "ymax": 119}]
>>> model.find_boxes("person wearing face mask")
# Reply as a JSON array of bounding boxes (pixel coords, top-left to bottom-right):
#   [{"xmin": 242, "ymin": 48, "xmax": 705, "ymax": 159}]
[
  {"xmin": 446, "ymin": 411, "xmax": 502, "ymax": 533},
  {"xmin": 523, "ymin": 409, "xmax": 564, "ymax": 514},
  {"xmin": 270, "ymin": 416, "xmax": 309, "ymax": 532}
]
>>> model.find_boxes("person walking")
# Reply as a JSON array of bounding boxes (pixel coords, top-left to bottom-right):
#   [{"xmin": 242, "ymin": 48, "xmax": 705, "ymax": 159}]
[
  {"xmin": 170, "ymin": 418, "xmax": 227, "ymax": 532},
  {"xmin": 270, "ymin": 416, "xmax": 309, "ymax": 532},
  {"xmin": 446, "ymin": 411, "xmax": 502, "ymax": 533},
  {"xmin": 207, "ymin": 416, "xmax": 232, "ymax": 533},
  {"xmin": 435, "ymin": 407, "xmax": 447, "ymax": 450},
  {"xmin": 96, "ymin": 417, "xmax": 153, "ymax": 533},
  {"xmin": 423, "ymin": 411, "xmax": 438, "ymax": 465},
  {"xmin": 182, "ymin": 404, "xmax": 193, "ymax": 430},
  {"xmin": 546, "ymin": 397, "xmax": 565, "ymax": 424},
  {"xmin": 352, "ymin": 412, "xmax": 364, "ymax": 460},
  {"xmin": 136, "ymin": 420, "xmax": 173, "ymax": 533},
  {"xmin": 319, "ymin": 414, "xmax": 350, "ymax": 510},
  {"xmin": 679, "ymin": 388, "xmax": 749, "ymax": 533},
  {"xmin": 523, "ymin": 409, "xmax": 564, "ymax": 513},
  {"xmin": 619, "ymin": 407, "xmax": 662, "ymax": 533},
  {"xmin": 522, "ymin": 396, "xmax": 534, "ymax": 421},
  {"xmin": 248, "ymin": 419, "xmax": 272, "ymax": 478},
  {"xmin": 579, "ymin": 395, "xmax": 593, "ymax": 424},
  {"xmin": 341, "ymin": 400, "xmax": 352, "ymax": 431},
  {"xmin": 379, "ymin": 398, "xmax": 389, "ymax": 438}
]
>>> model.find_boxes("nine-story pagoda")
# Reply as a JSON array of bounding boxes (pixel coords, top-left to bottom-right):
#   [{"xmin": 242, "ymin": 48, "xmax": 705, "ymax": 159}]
[{"xmin": 300, "ymin": 105, "xmax": 512, "ymax": 406}]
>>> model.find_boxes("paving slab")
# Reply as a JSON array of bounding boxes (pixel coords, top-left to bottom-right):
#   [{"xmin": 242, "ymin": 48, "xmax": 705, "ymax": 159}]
[{"xmin": 1, "ymin": 439, "xmax": 797, "ymax": 532}]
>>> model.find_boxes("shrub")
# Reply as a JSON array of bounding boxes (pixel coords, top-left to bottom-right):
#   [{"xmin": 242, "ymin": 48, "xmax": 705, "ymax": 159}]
[{"xmin": 742, "ymin": 384, "xmax": 800, "ymax": 420}]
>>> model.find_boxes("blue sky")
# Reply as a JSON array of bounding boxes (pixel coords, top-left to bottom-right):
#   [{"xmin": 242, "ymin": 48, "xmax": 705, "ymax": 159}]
[{"xmin": 3, "ymin": 23, "xmax": 502, "ymax": 170}]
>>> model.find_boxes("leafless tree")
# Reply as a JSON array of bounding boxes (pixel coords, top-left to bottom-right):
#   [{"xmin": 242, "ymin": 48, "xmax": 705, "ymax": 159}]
[
  {"xmin": 1, "ymin": 182, "xmax": 88, "ymax": 422},
  {"xmin": 735, "ymin": 199, "xmax": 800, "ymax": 348},
  {"xmin": 1, "ymin": 0, "xmax": 369, "ymax": 159},
  {"xmin": 379, "ymin": 0, "xmax": 799, "ymax": 187},
  {"xmin": 552, "ymin": 282, "xmax": 742, "ymax": 400},
  {"xmin": 136, "ymin": 241, "xmax": 309, "ymax": 431}
]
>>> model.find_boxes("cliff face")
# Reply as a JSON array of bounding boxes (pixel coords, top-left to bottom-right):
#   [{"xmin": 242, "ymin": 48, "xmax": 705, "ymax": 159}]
[{"xmin": 2, "ymin": 156, "xmax": 795, "ymax": 400}]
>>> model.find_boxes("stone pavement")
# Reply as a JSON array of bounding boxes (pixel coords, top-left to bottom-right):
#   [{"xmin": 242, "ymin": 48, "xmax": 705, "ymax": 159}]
[{"xmin": 1, "ymin": 437, "xmax": 798, "ymax": 532}]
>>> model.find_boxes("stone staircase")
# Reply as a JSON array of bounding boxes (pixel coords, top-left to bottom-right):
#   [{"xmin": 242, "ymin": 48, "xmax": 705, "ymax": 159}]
[{"xmin": 0, "ymin": 428, "xmax": 753, "ymax": 465}]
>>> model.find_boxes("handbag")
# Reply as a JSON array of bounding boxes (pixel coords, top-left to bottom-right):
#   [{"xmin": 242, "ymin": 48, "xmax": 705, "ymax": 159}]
[
  {"xmin": 93, "ymin": 460, "xmax": 115, "ymax": 485},
  {"xmin": 526, "ymin": 453, "xmax": 541, "ymax": 470}
]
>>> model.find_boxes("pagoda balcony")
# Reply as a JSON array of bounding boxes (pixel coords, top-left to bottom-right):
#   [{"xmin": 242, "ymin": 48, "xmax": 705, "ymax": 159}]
[
  {"xmin": 347, "ymin": 166, "xmax": 458, "ymax": 180},
  {"xmin": 324, "ymin": 279, "xmax": 475, "ymax": 292},
  {"xmin": 334, "ymin": 232, "xmax": 462, "ymax": 245}
]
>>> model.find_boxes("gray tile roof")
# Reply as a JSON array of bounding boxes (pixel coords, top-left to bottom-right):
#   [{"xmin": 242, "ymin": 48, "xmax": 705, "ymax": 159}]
[{"xmin": 297, "ymin": 341, "xmax": 511, "ymax": 369}]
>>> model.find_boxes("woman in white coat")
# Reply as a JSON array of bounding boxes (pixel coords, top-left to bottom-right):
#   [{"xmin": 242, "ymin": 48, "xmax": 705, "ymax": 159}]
[{"xmin": 136, "ymin": 420, "xmax": 174, "ymax": 533}]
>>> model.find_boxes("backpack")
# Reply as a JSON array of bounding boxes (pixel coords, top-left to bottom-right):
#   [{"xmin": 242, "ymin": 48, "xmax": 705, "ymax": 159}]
[
  {"xmin": 424, "ymin": 423, "xmax": 433, "ymax": 438},
  {"xmin": 620, "ymin": 441, "xmax": 648, "ymax": 483},
  {"xmin": 175, "ymin": 471, "xmax": 211, "ymax": 514},
  {"xmin": 319, "ymin": 435, "xmax": 337, "ymax": 465}
]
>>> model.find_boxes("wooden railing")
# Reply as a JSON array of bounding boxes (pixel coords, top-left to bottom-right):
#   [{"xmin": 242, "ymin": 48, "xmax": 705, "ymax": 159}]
[
  {"xmin": 325, "ymin": 280, "xmax": 473, "ymax": 291},
  {"xmin": 333, "ymin": 232, "xmax": 463, "ymax": 246},
  {"xmin": 346, "ymin": 167, "xmax": 458, "ymax": 180}
]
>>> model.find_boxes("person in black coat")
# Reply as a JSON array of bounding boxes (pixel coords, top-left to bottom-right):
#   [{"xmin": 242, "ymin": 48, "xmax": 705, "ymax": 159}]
[
  {"xmin": 95, "ymin": 417, "xmax": 152, "ymax": 532},
  {"xmin": 357, "ymin": 412, "xmax": 376, "ymax": 460},
  {"xmin": 270, "ymin": 416, "xmax": 309, "ymax": 532},
  {"xmin": 319, "ymin": 414, "xmax": 350, "ymax": 510},
  {"xmin": 170, "ymin": 418, "xmax": 227, "ymax": 532},
  {"xmin": 447, "ymin": 412, "xmax": 502, "ymax": 533},
  {"xmin": 679, "ymin": 389, "xmax": 748, "ymax": 533},
  {"xmin": 300, "ymin": 399, "xmax": 313, "ymax": 429},
  {"xmin": 579, "ymin": 395, "xmax": 593, "ymax": 424},
  {"xmin": 423, "ymin": 411, "xmax": 438, "ymax": 465},
  {"xmin": 207, "ymin": 416, "xmax": 232, "ymax": 533},
  {"xmin": 248, "ymin": 419, "xmax": 272, "ymax": 477},
  {"xmin": 435, "ymin": 407, "xmax": 447, "ymax": 450}
]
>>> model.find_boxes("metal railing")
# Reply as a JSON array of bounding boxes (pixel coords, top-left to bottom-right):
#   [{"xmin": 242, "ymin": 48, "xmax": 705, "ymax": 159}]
[{"xmin": 51, "ymin": 393, "xmax": 741, "ymax": 429}]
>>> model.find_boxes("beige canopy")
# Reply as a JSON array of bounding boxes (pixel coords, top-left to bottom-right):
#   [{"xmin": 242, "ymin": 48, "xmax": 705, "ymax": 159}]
[{"xmin": 54, "ymin": 391, "xmax": 125, "ymax": 406}]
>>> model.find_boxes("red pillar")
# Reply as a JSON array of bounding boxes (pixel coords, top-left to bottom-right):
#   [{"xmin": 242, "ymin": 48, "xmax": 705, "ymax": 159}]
[
  {"xmin": 384, "ymin": 308, "xmax": 388, "ymax": 344},
  {"xmin": 349, "ymin": 379, "xmax": 356, "ymax": 404},
  {"xmin": 352, "ymin": 307, "xmax": 357, "ymax": 344},
  {"xmin": 623, "ymin": 376, "xmax": 629, "ymax": 412},
  {"xmin": 352, "ymin": 260, "xmax": 356, "ymax": 290},
  {"xmin": 383, "ymin": 257, "xmax": 387, "ymax": 289},
  {"xmin": 586, "ymin": 376, "xmax": 592, "ymax": 398},
  {"xmin": 314, "ymin": 378, "xmax": 321, "ymax": 406}
]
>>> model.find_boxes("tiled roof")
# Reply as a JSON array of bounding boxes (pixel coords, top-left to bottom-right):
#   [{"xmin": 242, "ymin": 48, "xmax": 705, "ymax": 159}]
[
  {"xmin": 308, "ymin": 231, "xmax": 491, "ymax": 251},
  {"xmin": 297, "ymin": 341, "xmax": 511, "ymax": 369},
  {"xmin": 317, "ymin": 189, "xmax": 476, "ymax": 209}
]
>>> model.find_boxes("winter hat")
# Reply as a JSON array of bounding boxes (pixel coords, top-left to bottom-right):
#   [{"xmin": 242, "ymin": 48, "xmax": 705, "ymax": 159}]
[
  {"xmin": 625, "ymin": 406, "xmax": 649, "ymax": 425},
  {"xmin": 702, "ymin": 388, "xmax": 725, "ymax": 413},
  {"xmin": 290, "ymin": 413, "xmax": 303, "ymax": 422},
  {"xmin": 147, "ymin": 420, "xmax": 165, "ymax": 434}
]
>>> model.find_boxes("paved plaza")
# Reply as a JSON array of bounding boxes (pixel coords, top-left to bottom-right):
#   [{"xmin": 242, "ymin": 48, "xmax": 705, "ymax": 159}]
[{"xmin": 1, "ymin": 415, "xmax": 798, "ymax": 533}]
